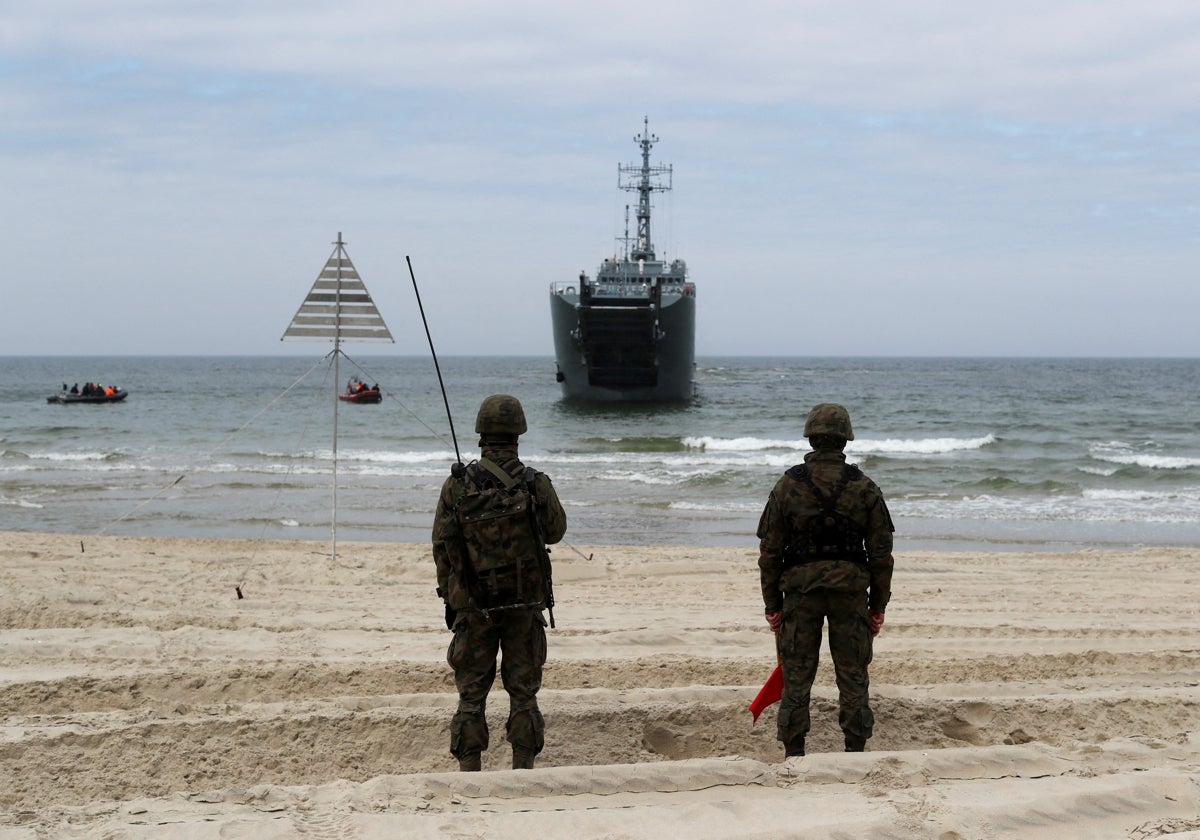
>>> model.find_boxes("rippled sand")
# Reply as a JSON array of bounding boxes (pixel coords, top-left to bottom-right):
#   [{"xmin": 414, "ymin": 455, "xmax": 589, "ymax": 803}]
[{"xmin": 2, "ymin": 532, "xmax": 1198, "ymax": 838}]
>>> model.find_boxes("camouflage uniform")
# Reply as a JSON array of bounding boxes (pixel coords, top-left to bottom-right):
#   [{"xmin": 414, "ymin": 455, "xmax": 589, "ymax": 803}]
[
  {"xmin": 757, "ymin": 404, "xmax": 894, "ymax": 753},
  {"xmin": 432, "ymin": 396, "xmax": 566, "ymax": 770}
]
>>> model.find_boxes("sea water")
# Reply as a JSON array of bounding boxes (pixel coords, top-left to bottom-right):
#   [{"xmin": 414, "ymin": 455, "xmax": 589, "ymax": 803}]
[{"xmin": 2, "ymin": 355, "xmax": 1198, "ymax": 552}]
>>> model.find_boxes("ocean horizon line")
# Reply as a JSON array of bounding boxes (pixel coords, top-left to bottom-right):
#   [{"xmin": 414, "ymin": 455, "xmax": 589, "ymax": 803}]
[{"xmin": 5, "ymin": 352, "xmax": 1199, "ymax": 361}]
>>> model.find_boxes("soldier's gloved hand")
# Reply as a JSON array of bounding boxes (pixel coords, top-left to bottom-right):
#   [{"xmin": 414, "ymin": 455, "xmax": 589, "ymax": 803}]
[
  {"xmin": 765, "ymin": 611, "xmax": 782, "ymax": 633},
  {"xmin": 868, "ymin": 612, "xmax": 884, "ymax": 637},
  {"xmin": 445, "ymin": 604, "xmax": 457, "ymax": 630}
]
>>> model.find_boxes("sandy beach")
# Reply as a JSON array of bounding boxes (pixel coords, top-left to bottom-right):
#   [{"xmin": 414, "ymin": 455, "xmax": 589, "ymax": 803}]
[{"xmin": 2, "ymin": 531, "xmax": 1199, "ymax": 838}]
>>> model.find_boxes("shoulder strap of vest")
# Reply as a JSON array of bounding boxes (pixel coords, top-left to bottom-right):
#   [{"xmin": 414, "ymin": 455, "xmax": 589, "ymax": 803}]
[
  {"xmin": 476, "ymin": 457, "xmax": 521, "ymax": 490},
  {"xmin": 787, "ymin": 462, "xmax": 859, "ymax": 510}
]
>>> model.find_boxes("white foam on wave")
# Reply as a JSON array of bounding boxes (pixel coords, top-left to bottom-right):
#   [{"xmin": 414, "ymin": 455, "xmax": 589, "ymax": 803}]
[
  {"xmin": 899, "ymin": 487, "xmax": 1200, "ymax": 524},
  {"xmin": 25, "ymin": 450, "xmax": 118, "ymax": 462},
  {"xmin": 2, "ymin": 460, "xmax": 125, "ymax": 474},
  {"xmin": 682, "ymin": 436, "xmax": 804, "ymax": 452},
  {"xmin": 1089, "ymin": 441, "xmax": 1200, "ymax": 470},
  {"xmin": 339, "ymin": 449, "xmax": 454, "ymax": 464},
  {"xmin": 597, "ymin": 467, "xmax": 720, "ymax": 486},
  {"xmin": 668, "ymin": 499, "xmax": 763, "ymax": 513},
  {"xmin": 854, "ymin": 435, "xmax": 996, "ymax": 455},
  {"xmin": 1083, "ymin": 487, "xmax": 1200, "ymax": 502},
  {"xmin": 0, "ymin": 495, "xmax": 43, "ymax": 509},
  {"xmin": 683, "ymin": 434, "xmax": 996, "ymax": 456},
  {"xmin": 172, "ymin": 434, "xmax": 1001, "ymax": 483},
  {"xmin": 261, "ymin": 448, "xmax": 451, "ymax": 464}
]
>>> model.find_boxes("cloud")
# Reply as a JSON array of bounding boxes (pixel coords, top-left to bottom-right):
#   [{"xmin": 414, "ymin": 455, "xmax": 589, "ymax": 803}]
[{"xmin": 2, "ymin": 1, "xmax": 1199, "ymax": 357}]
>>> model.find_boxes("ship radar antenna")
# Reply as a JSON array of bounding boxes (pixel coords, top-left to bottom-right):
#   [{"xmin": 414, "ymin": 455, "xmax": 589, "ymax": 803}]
[{"xmin": 619, "ymin": 116, "xmax": 672, "ymax": 262}]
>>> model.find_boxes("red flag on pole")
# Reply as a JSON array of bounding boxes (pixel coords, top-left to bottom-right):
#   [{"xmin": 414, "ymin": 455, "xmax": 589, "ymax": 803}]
[{"xmin": 748, "ymin": 664, "xmax": 783, "ymax": 724}]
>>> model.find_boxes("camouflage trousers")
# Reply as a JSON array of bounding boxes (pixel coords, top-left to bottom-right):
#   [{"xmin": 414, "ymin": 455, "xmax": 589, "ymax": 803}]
[
  {"xmin": 777, "ymin": 587, "xmax": 874, "ymax": 745},
  {"xmin": 446, "ymin": 607, "xmax": 547, "ymax": 760}
]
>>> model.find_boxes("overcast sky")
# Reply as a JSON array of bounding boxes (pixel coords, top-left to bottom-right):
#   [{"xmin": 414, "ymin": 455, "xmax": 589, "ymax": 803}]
[{"xmin": 3, "ymin": 1, "xmax": 1198, "ymax": 357}]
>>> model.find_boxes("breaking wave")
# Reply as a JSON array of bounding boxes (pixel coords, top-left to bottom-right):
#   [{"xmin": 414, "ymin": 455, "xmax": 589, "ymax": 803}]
[{"xmin": 682, "ymin": 434, "xmax": 996, "ymax": 456}]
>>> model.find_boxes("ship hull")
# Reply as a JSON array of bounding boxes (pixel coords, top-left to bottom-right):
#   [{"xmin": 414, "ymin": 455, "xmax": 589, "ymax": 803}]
[{"xmin": 550, "ymin": 290, "xmax": 695, "ymax": 402}]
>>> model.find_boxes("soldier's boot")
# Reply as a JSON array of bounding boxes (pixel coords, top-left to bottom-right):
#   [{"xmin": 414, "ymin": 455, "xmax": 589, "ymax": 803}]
[
  {"xmin": 458, "ymin": 753, "xmax": 482, "ymax": 772},
  {"xmin": 784, "ymin": 736, "xmax": 805, "ymax": 758},
  {"xmin": 512, "ymin": 747, "xmax": 535, "ymax": 770},
  {"xmin": 844, "ymin": 735, "xmax": 867, "ymax": 753}
]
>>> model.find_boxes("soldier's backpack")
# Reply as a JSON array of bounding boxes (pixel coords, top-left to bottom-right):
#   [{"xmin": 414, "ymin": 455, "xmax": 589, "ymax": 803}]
[{"xmin": 454, "ymin": 458, "xmax": 549, "ymax": 611}]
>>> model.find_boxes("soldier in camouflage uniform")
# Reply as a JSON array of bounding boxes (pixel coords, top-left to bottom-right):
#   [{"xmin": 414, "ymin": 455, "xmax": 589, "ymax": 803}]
[
  {"xmin": 757, "ymin": 403, "xmax": 894, "ymax": 757},
  {"xmin": 432, "ymin": 394, "xmax": 567, "ymax": 771}
]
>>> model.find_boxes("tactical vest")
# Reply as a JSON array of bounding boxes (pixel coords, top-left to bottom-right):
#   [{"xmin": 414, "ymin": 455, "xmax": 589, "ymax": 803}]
[
  {"xmin": 453, "ymin": 458, "xmax": 549, "ymax": 611},
  {"xmin": 781, "ymin": 463, "xmax": 869, "ymax": 568}
]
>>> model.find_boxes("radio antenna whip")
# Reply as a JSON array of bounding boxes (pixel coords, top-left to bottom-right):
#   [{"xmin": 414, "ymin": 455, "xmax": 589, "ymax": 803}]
[{"xmin": 407, "ymin": 256, "xmax": 464, "ymax": 471}]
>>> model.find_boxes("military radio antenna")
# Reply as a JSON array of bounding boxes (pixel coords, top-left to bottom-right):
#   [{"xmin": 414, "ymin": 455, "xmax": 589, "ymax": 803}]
[{"xmin": 406, "ymin": 256, "xmax": 464, "ymax": 474}]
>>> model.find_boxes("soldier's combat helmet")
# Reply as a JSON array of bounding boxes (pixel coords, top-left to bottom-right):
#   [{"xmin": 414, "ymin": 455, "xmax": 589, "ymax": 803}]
[
  {"xmin": 475, "ymin": 394, "xmax": 528, "ymax": 436},
  {"xmin": 803, "ymin": 403, "xmax": 854, "ymax": 441}
]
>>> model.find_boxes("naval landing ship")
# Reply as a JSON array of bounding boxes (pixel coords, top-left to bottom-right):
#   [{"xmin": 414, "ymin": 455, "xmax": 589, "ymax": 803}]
[{"xmin": 549, "ymin": 119, "xmax": 696, "ymax": 402}]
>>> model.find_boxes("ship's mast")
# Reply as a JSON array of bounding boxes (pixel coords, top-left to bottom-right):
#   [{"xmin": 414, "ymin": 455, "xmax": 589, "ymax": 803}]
[
  {"xmin": 619, "ymin": 205, "xmax": 632, "ymax": 261},
  {"xmin": 619, "ymin": 116, "xmax": 672, "ymax": 262}
]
